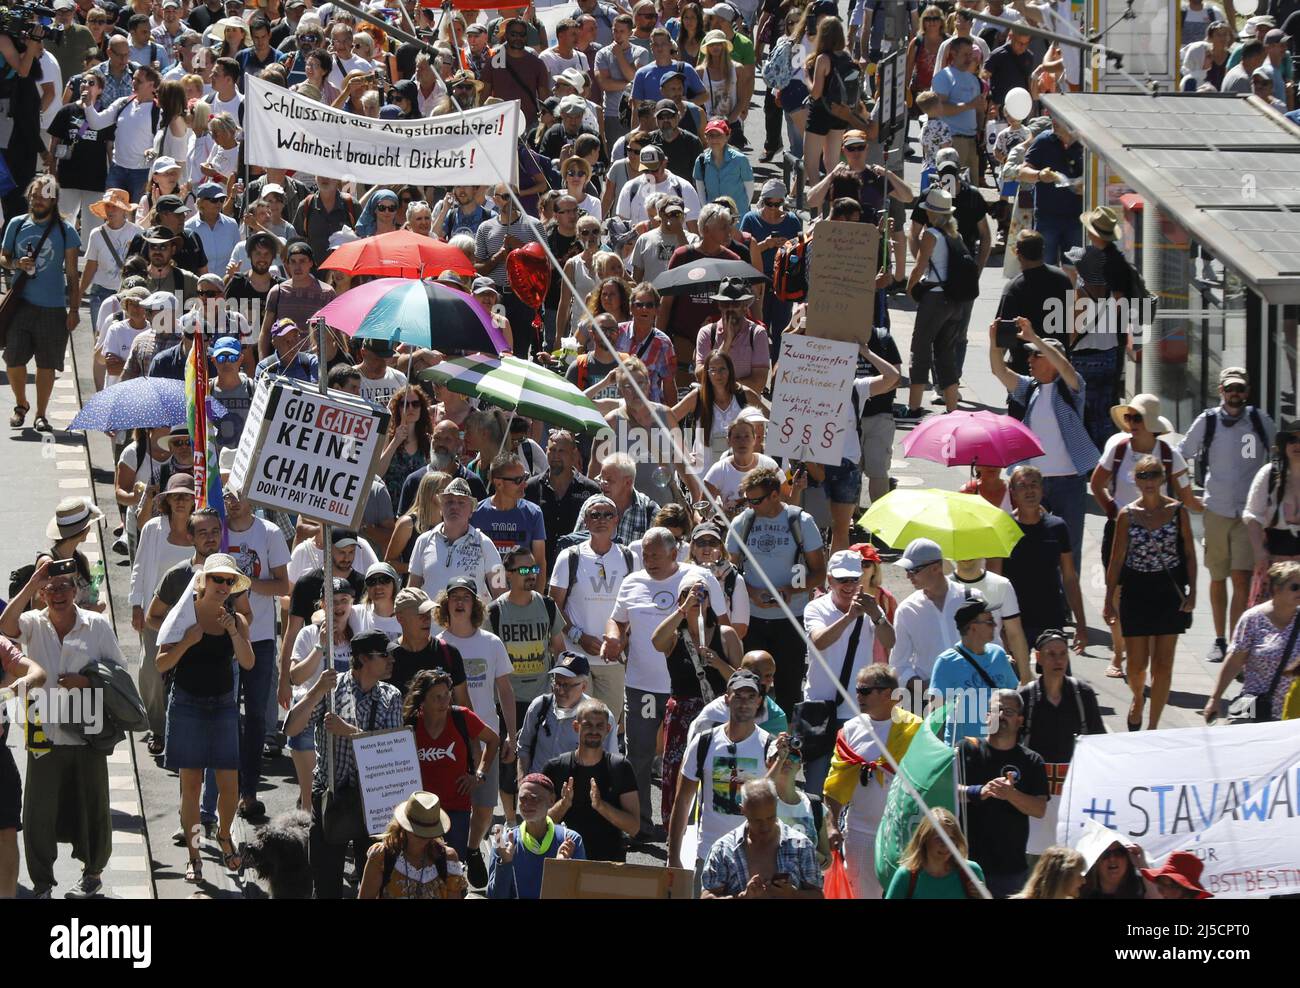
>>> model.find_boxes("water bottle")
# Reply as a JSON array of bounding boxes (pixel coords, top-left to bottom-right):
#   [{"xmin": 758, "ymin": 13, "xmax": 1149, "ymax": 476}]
[{"xmin": 88, "ymin": 560, "xmax": 105, "ymax": 604}]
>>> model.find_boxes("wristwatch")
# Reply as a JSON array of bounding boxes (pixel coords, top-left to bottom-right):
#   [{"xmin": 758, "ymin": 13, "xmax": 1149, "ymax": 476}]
[
  {"xmin": 475, "ymin": 770, "xmax": 487, "ymax": 782},
  {"xmin": 871, "ymin": 613, "xmax": 885, "ymax": 626}
]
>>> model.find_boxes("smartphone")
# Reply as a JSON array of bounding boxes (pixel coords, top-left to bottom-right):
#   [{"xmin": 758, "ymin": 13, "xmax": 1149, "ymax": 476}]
[
  {"xmin": 995, "ymin": 319, "xmax": 1020, "ymax": 349},
  {"xmin": 47, "ymin": 558, "xmax": 77, "ymax": 578},
  {"xmin": 771, "ymin": 872, "xmax": 791, "ymax": 884}
]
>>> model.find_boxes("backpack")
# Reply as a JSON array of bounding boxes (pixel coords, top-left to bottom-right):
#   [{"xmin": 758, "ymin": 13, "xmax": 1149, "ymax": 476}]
[
  {"xmin": 708, "ymin": 321, "xmax": 758, "ymax": 352},
  {"xmin": 933, "ymin": 232, "xmax": 980, "ymax": 303},
  {"xmin": 1022, "ymin": 677, "xmax": 1088, "ymax": 743},
  {"xmin": 575, "ymin": 351, "xmax": 628, "ymax": 390},
  {"xmin": 734, "ymin": 504, "xmax": 804, "ymax": 578},
  {"xmin": 762, "ymin": 34, "xmax": 797, "ymax": 91},
  {"xmin": 1195, "ymin": 406, "xmax": 1267, "ymax": 486},
  {"xmin": 1006, "ymin": 376, "xmax": 1076, "ymax": 424},
  {"xmin": 1107, "ymin": 437, "xmax": 1177, "ymax": 499},
  {"xmin": 563, "ymin": 544, "xmax": 634, "ymax": 600},
  {"xmin": 694, "ymin": 723, "xmax": 774, "ymax": 783},
  {"xmin": 489, "ymin": 593, "xmax": 558, "ymax": 642},
  {"xmin": 772, "ymin": 232, "xmax": 812, "ymax": 302},
  {"xmin": 526, "ymin": 693, "xmax": 554, "ymax": 764}
]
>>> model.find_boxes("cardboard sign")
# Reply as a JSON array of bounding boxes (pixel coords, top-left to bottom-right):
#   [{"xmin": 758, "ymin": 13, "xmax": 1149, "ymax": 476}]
[
  {"xmin": 227, "ymin": 376, "xmax": 388, "ymax": 528},
  {"xmin": 541, "ymin": 858, "xmax": 695, "ymax": 899},
  {"xmin": 352, "ymin": 727, "xmax": 425, "ymax": 839},
  {"xmin": 765, "ymin": 335, "xmax": 858, "ymax": 466},
  {"xmin": 244, "ymin": 76, "xmax": 521, "ymax": 186},
  {"xmin": 805, "ymin": 220, "xmax": 879, "ymax": 344}
]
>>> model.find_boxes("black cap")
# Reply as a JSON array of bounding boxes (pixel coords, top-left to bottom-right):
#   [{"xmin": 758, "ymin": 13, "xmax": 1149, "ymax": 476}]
[
  {"xmin": 553, "ymin": 652, "xmax": 591, "ymax": 678},
  {"xmin": 286, "ymin": 239, "xmax": 314, "ymax": 260},
  {"xmin": 362, "ymin": 337, "xmax": 394, "ymax": 357},
  {"xmin": 330, "ymin": 529, "xmax": 359, "ymax": 548},
  {"xmin": 350, "ymin": 629, "xmax": 390, "ymax": 656},
  {"xmin": 245, "ymin": 230, "xmax": 279, "ymax": 255},
  {"xmin": 955, "ymin": 597, "xmax": 991, "ymax": 632},
  {"xmin": 155, "ymin": 194, "xmax": 187, "ymax": 214},
  {"xmin": 327, "ymin": 576, "xmax": 354, "ymax": 597},
  {"xmin": 446, "ymin": 576, "xmax": 478, "ymax": 595}
]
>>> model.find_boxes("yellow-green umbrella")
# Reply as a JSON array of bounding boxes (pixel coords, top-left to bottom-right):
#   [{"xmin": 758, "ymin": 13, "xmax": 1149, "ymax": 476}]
[{"xmin": 859, "ymin": 489, "xmax": 1024, "ymax": 560}]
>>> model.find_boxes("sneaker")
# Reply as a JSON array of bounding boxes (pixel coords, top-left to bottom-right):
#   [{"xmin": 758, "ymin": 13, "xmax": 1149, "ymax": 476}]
[
  {"xmin": 466, "ymin": 848, "xmax": 488, "ymax": 888},
  {"xmin": 898, "ymin": 406, "xmax": 930, "ymax": 421},
  {"xmin": 31, "ymin": 885, "xmax": 52, "ymax": 899},
  {"xmin": 238, "ymin": 798, "xmax": 266, "ymax": 820},
  {"xmin": 65, "ymin": 874, "xmax": 103, "ymax": 899},
  {"xmin": 111, "ymin": 536, "xmax": 129, "ymax": 556},
  {"xmin": 1206, "ymin": 639, "xmax": 1227, "ymax": 663}
]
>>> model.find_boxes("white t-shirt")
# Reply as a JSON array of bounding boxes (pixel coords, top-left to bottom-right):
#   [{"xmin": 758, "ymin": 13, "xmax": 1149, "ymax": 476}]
[
  {"xmin": 286, "ymin": 539, "xmax": 379, "ymax": 583},
  {"xmin": 704, "ymin": 453, "xmax": 778, "ymax": 508},
  {"xmin": 610, "ymin": 564, "xmax": 727, "ymax": 694},
  {"xmin": 225, "ymin": 516, "xmax": 292, "ymax": 642},
  {"xmin": 327, "ymin": 52, "xmax": 373, "ymax": 92},
  {"xmin": 539, "ymin": 47, "xmax": 588, "ymax": 78},
  {"xmin": 549, "ymin": 542, "xmax": 635, "ymax": 665},
  {"xmin": 348, "ymin": 603, "xmax": 402, "ymax": 640},
  {"xmin": 1098, "ymin": 433, "xmax": 1190, "ymax": 508},
  {"xmin": 409, "ymin": 524, "xmax": 503, "ymax": 601},
  {"xmin": 438, "ymin": 628, "xmax": 511, "ymax": 732},
  {"xmin": 803, "ymin": 593, "xmax": 880, "ymax": 721},
  {"xmin": 99, "ymin": 319, "xmax": 145, "ymax": 365},
  {"xmin": 889, "ymin": 579, "xmax": 970, "ymax": 684},
  {"xmin": 1025, "ymin": 384, "xmax": 1075, "ymax": 477},
  {"xmin": 631, "ymin": 227, "xmax": 687, "ymax": 285},
  {"xmin": 951, "ymin": 570, "xmax": 1020, "ymax": 650},
  {"xmin": 290, "ymin": 622, "xmax": 353, "ymax": 704},
  {"xmin": 85, "ymin": 222, "xmax": 143, "ymax": 290},
  {"xmin": 358, "ymin": 366, "xmax": 408, "ymax": 408},
  {"xmin": 615, "ymin": 173, "xmax": 702, "ymax": 225},
  {"xmin": 681, "ymin": 723, "xmax": 771, "ymax": 859},
  {"xmin": 209, "ymin": 90, "xmax": 244, "ymax": 121},
  {"xmin": 38, "ymin": 51, "xmax": 62, "ymax": 132},
  {"xmin": 838, "ymin": 716, "xmax": 895, "ymax": 836}
]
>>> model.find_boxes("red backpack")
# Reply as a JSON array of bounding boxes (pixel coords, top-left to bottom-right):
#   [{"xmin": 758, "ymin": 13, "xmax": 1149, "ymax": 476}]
[{"xmin": 772, "ymin": 232, "xmax": 812, "ymax": 302}]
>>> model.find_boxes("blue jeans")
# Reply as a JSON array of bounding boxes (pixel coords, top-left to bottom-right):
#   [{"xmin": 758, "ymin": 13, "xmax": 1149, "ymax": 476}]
[
  {"xmin": 1036, "ymin": 213, "xmax": 1082, "ymax": 267},
  {"xmin": 88, "ymin": 284, "xmax": 115, "ymax": 332},
  {"xmin": 1070, "ymin": 348, "xmax": 1122, "ymax": 451},
  {"xmin": 239, "ymin": 639, "xmax": 277, "ymax": 800},
  {"xmin": 802, "ymin": 717, "xmax": 845, "ymax": 797},
  {"xmin": 106, "ymin": 164, "xmax": 150, "ymax": 203},
  {"xmin": 1042, "ymin": 472, "xmax": 1087, "ymax": 570}
]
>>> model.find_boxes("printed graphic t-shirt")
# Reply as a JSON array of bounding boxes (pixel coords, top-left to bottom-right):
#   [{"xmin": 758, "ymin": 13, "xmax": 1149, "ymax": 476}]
[{"xmin": 415, "ymin": 707, "xmax": 487, "ymax": 812}]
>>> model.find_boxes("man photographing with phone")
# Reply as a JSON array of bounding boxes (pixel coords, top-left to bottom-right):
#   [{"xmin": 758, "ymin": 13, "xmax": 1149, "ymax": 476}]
[{"xmin": 991, "ymin": 229, "xmax": 1072, "ymax": 374}]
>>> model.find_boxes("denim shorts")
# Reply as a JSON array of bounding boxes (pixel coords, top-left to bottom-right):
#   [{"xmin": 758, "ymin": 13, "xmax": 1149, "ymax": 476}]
[
  {"xmin": 165, "ymin": 686, "xmax": 239, "ymax": 771},
  {"xmin": 780, "ymin": 78, "xmax": 809, "ymax": 110},
  {"xmin": 823, "ymin": 456, "xmax": 863, "ymax": 505},
  {"xmin": 287, "ymin": 722, "xmax": 315, "ymax": 753}
]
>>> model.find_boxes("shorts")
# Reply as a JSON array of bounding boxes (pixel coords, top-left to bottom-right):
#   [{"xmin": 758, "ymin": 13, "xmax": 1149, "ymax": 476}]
[
  {"xmin": 779, "ymin": 78, "xmax": 809, "ymax": 110},
  {"xmin": 859, "ymin": 413, "xmax": 894, "ymax": 479},
  {"xmin": 0, "ymin": 741, "xmax": 19, "ymax": 831},
  {"xmin": 164, "ymin": 686, "xmax": 240, "ymax": 771},
  {"xmin": 472, "ymin": 748, "xmax": 501, "ymax": 808},
  {"xmin": 805, "ymin": 101, "xmax": 837, "ymax": 136},
  {"xmin": 287, "ymin": 722, "xmax": 315, "ymax": 752},
  {"xmin": 4, "ymin": 302, "xmax": 69, "ymax": 372},
  {"xmin": 823, "ymin": 456, "xmax": 863, "ymax": 505},
  {"xmin": 1203, "ymin": 509, "xmax": 1254, "ymax": 580}
]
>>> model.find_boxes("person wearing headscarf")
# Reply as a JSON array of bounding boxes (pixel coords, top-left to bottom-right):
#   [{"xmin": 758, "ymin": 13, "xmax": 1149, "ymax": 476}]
[
  {"xmin": 355, "ymin": 188, "xmax": 401, "ymax": 237},
  {"xmin": 1180, "ymin": 40, "xmax": 1211, "ymax": 92}
]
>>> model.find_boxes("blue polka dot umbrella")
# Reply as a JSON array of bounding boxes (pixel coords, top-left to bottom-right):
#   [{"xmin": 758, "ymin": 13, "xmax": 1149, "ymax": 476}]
[{"xmin": 69, "ymin": 377, "xmax": 188, "ymax": 432}]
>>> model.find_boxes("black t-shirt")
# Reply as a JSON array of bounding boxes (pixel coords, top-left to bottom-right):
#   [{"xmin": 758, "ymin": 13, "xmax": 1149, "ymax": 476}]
[
  {"xmin": 664, "ymin": 622, "xmax": 728, "ymax": 698},
  {"xmin": 387, "ymin": 638, "xmax": 468, "ymax": 696},
  {"xmin": 995, "ymin": 263, "xmax": 1073, "ymax": 373},
  {"xmin": 175, "ymin": 629, "xmax": 237, "ymax": 697},
  {"xmin": 128, "ymin": 229, "xmax": 208, "ymax": 275},
  {"xmin": 225, "ymin": 272, "xmax": 283, "ymax": 310},
  {"xmin": 909, "ymin": 184, "xmax": 987, "ymax": 253},
  {"xmin": 1101, "ymin": 242, "xmax": 1133, "ymax": 297},
  {"xmin": 861, "ymin": 325, "xmax": 902, "ymax": 415},
  {"xmin": 984, "ymin": 43, "xmax": 1035, "ymax": 105},
  {"xmin": 1002, "ymin": 513, "xmax": 1070, "ymax": 636},
  {"xmin": 544, "ymin": 226, "xmax": 579, "ymax": 309},
  {"xmin": 1017, "ymin": 677, "xmax": 1105, "ymax": 764},
  {"xmin": 960, "ymin": 739, "xmax": 1048, "ymax": 875},
  {"xmin": 48, "ymin": 103, "xmax": 113, "ymax": 192},
  {"xmin": 542, "ymin": 749, "xmax": 639, "ymax": 862},
  {"xmin": 188, "ymin": 3, "xmax": 220, "ymax": 32},
  {"xmin": 289, "ymin": 567, "xmax": 366, "ymax": 622}
]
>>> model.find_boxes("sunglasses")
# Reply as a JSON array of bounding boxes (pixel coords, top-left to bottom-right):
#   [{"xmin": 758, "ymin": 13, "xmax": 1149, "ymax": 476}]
[
  {"xmin": 632, "ymin": 299, "xmax": 657, "ymax": 309},
  {"xmin": 214, "ymin": 353, "xmax": 241, "ymax": 363},
  {"xmin": 208, "ymin": 574, "xmax": 237, "ymax": 587},
  {"xmin": 300, "ymin": 33, "xmax": 320, "ymax": 41},
  {"xmin": 762, "ymin": 199, "xmax": 784, "ymax": 208},
  {"xmin": 511, "ymin": 565, "xmax": 541, "ymax": 575},
  {"xmin": 365, "ymin": 575, "xmax": 394, "ymax": 586},
  {"xmin": 565, "ymin": 169, "xmax": 587, "ymax": 178},
  {"xmin": 741, "ymin": 493, "xmax": 770, "ymax": 507},
  {"xmin": 1134, "ymin": 470, "xmax": 1164, "ymax": 481},
  {"xmin": 376, "ymin": 204, "xmax": 398, "ymax": 212},
  {"xmin": 856, "ymin": 685, "xmax": 890, "ymax": 695},
  {"xmin": 1223, "ymin": 384, "xmax": 1248, "ymax": 394},
  {"xmin": 1122, "ymin": 412, "xmax": 1144, "ymax": 423},
  {"xmin": 498, "ymin": 475, "xmax": 528, "ymax": 485},
  {"xmin": 199, "ymin": 290, "xmax": 223, "ymax": 298}
]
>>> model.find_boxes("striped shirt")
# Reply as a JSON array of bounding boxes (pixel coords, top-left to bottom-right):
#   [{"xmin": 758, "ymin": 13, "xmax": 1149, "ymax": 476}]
[
  {"xmin": 474, "ymin": 214, "xmax": 540, "ymax": 288},
  {"xmin": 1009, "ymin": 373, "xmax": 1099, "ymax": 476}
]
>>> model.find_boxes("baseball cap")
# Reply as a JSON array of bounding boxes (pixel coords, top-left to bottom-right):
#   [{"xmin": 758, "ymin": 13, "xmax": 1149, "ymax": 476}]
[
  {"xmin": 654, "ymin": 98, "xmax": 679, "ymax": 117},
  {"xmin": 152, "ymin": 156, "xmax": 182, "ymax": 173},
  {"xmin": 52, "ymin": 0, "xmax": 76, "ymax": 9},
  {"xmin": 196, "ymin": 182, "xmax": 228, "ymax": 202},
  {"xmin": 896, "ymin": 537, "xmax": 943, "ymax": 573},
  {"xmin": 286, "ymin": 240, "xmax": 315, "ymax": 260},
  {"xmin": 154, "ymin": 194, "xmax": 191, "ymax": 216},
  {"xmin": 142, "ymin": 290, "xmax": 176, "ymax": 311},
  {"xmin": 327, "ymin": 576, "xmax": 354, "ymax": 598},
  {"xmin": 471, "ymin": 275, "xmax": 500, "ymax": 296},
  {"xmin": 466, "ymin": 21, "xmax": 486, "ymax": 34},
  {"xmin": 659, "ymin": 196, "xmax": 684, "ymax": 216},
  {"xmin": 1023, "ymin": 337, "xmax": 1067, "ymax": 356},
  {"xmin": 440, "ymin": 477, "xmax": 475, "ymax": 499},
  {"xmin": 270, "ymin": 317, "xmax": 298, "ymax": 338},
  {"xmin": 727, "ymin": 669, "xmax": 762, "ymax": 693},
  {"xmin": 350, "ymin": 629, "xmax": 391, "ymax": 656},
  {"xmin": 690, "ymin": 522, "xmax": 723, "ymax": 542},
  {"xmin": 658, "ymin": 69, "xmax": 683, "ymax": 87},
  {"xmin": 445, "ymin": 575, "xmax": 478, "ymax": 595},
  {"xmin": 558, "ymin": 94, "xmax": 586, "ymax": 116},
  {"xmin": 197, "ymin": 272, "xmax": 226, "ymax": 292},
  {"xmin": 330, "ymin": 529, "xmax": 359, "ymax": 548},
  {"xmin": 212, "ymin": 336, "xmax": 241, "ymax": 359},
  {"xmin": 760, "ymin": 178, "xmax": 787, "ymax": 201},
  {"xmin": 583, "ymin": 494, "xmax": 617, "ymax": 517},
  {"xmin": 637, "ymin": 145, "xmax": 664, "ymax": 171},
  {"xmin": 703, "ymin": 118, "xmax": 730, "ymax": 136},
  {"xmin": 1220, "ymin": 367, "xmax": 1249, "ymax": 387},
  {"xmin": 841, "ymin": 129, "xmax": 869, "ymax": 148},
  {"xmin": 394, "ymin": 587, "xmax": 435, "ymax": 614},
  {"xmin": 827, "ymin": 549, "xmax": 864, "ymax": 580},
  {"xmin": 365, "ymin": 561, "xmax": 400, "ymax": 584},
  {"xmin": 1266, "ymin": 28, "xmax": 1290, "ymax": 44},
  {"xmin": 705, "ymin": 2, "xmax": 736, "ymax": 20},
  {"xmin": 954, "ymin": 597, "xmax": 991, "ymax": 631},
  {"xmin": 553, "ymin": 652, "xmax": 591, "ymax": 678}
]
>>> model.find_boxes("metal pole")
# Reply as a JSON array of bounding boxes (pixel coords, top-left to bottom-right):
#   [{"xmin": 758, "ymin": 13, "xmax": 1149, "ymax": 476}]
[{"xmin": 318, "ymin": 318, "xmax": 336, "ymax": 794}]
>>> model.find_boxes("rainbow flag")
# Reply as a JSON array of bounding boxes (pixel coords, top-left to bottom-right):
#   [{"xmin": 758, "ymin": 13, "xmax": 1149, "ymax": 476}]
[{"xmin": 185, "ymin": 331, "xmax": 226, "ymax": 545}]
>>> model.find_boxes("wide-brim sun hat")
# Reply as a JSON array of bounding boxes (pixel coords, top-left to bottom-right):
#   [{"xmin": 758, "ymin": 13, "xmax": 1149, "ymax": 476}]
[
  {"xmin": 392, "ymin": 790, "xmax": 451, "ymax": 839},
  {"xmin": 199, "ymin": 552, "xmax": 252, "ymax": 594},
  {"xmin": 1110, "ymin": 393, "xmax": 1172, "ymax": 436},
  {"xmin": 46, "ymin": 497, "xmax": 105, "ymax": 540}
]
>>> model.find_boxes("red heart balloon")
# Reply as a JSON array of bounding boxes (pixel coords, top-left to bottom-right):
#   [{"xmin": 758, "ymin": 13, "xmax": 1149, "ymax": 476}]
[{"xmin": 506, "ymin": 242, "xmax": 551, "ymax": 325}]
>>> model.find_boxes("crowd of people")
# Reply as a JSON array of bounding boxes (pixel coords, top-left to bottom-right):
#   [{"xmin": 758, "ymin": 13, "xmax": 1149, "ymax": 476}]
[{"xmin": 0, "ymin": 0, "xmax": 1293, "ymax": 903}]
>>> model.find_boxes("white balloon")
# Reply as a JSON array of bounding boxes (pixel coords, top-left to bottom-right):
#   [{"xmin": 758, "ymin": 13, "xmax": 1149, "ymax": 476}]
[
  {"xmin": 1236, "ymin": 0, "xmax": 1258, "ymax": 15},
  {"xmin": 1004, "ymin": 87, "xmax": 1033, "ymax": 122}
]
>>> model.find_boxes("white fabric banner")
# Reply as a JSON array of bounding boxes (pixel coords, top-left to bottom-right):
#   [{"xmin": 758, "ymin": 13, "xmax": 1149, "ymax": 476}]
[
  {"xmin": 244, "ymin": 76, "xmax": 520, "ymax": 186},
  {"xmin": 1057, "ymin": 721, "xmax": 1300, "ymax": 898}
]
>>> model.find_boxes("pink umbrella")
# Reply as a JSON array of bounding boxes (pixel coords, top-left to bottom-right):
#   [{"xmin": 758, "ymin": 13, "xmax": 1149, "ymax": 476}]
[{"xmin": 900, "ymin": 410, "xmax": 1044, "ymax": 468}]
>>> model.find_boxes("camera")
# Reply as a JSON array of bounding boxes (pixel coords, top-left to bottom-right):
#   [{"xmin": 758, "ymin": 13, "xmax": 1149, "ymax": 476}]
[
  {"xmin": 787, "ymin": 734, "xmax": 802, "ymax": 754},
  {"xmin": 0, "ymin": 3, "xmax": 59, "ymax": 45}
]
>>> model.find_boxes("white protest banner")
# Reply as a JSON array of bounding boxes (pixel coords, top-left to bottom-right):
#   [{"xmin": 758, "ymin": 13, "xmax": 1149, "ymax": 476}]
[
  {"xmin": 352, "ymin": 728, "xmax": 425, "ymax": 838},
  {"xmin": 1058, "ymin": 720, "xmax": 1300, "ymax": 898},
  {"xmin": 227, "ymin": 376, "xmax": 388, "ymax": 529},
  {"xmin": 764, "ymin": 334, "xmax": 857, "ymax": 466},
  {"xmin": 244, "ymin": 76, "xmax": 520, "ymax": 187}
]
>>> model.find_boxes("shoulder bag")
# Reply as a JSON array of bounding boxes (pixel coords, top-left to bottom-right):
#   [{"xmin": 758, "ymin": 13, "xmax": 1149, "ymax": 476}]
[
  {"xmin": 790, "ymin": 615, "xmax": 865, "ymax": 762},
  {"xmin": 1228, "ymin": 616, "xmax": 1299, "ymax": 724},
  {"xmin": 321, "ymin": 687, "xmax": 381, "ymax": 844},
  {"xmin": 0, "ymin": 217, "xmax": 59, "ymax": 347}
]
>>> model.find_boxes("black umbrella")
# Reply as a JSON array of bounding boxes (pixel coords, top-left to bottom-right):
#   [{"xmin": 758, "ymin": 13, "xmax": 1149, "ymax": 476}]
[{"xmin": 652, "ymin": 258, "xmax": 767, "ymax": 297}]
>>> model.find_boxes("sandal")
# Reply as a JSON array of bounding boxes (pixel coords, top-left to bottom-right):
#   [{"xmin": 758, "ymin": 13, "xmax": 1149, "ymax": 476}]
[
  {"xmin": 219, "ymin": 835, "xmax": 242, "ymax": 873},
  {"xmin": 32, "ymin": 415, "xmax": 52, "ymax": 433},
  {"xmin": 8, "ymin": 404, "xmax": 27, "ymax": 428},
  {"xmin": 1104, "ymin": 665, "xmax": 1126, "ymax": 679},
  {"xmin": 146, "ymin": 733, "xmax": 165, "ymax": 757},
  {"xmin": 184, "ymin": 858, "xmax": 203, "ymax": 883}
]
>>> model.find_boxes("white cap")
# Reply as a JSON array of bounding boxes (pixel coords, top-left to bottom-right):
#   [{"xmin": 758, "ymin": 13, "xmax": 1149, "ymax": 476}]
[{"xmin": 827, "ymin": 550, "xmax": 864, "ymax": 580}]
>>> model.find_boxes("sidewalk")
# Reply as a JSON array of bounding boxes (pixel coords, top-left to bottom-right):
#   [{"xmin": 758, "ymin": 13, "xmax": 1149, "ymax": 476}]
[{"xmin": 1, "ymin": 333, "xmax": 153, "ymax": 898}]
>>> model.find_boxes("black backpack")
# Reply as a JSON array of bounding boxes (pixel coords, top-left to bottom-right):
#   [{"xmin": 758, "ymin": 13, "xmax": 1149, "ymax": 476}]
[
  {"xmin": 937, "ymin": 233, "xmax": 980, "ymax": 303},
  {"xmin": 1194, "ymin": 406, "xmax": 1268, "ymax": 486},
  {"xmin": 489, "ymin": 593, "xmax": 559, "ymax": 642},
  {"xmin": 562, "ymin": 544, "xmax": 634, "ymax": 600}
]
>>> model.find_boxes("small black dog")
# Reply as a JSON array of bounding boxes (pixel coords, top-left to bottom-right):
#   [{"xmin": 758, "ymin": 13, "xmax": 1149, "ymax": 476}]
[{"xmin": 242, "ymin": 810, "xmax": 313, "ymax": 899}]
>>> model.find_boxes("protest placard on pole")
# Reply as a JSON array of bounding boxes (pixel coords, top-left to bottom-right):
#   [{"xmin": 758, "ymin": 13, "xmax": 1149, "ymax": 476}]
[
  {"xmin": 244, "ymin": 76, "xmax": 521, "ymax": 187},
  {"xmin": 352, "ymin": 728, "xmax": 425, "ymax": 839},
  {"xmin": 805, "ymin": 220, "xmax": 879, "ymax": 344},
  {"xmin": 1058, "ymin": 720, "xmax": 1300, "ymax": 898},
  {"xmin": 764, "ymin": 335, "xmax": 858, "ymax": 465},
  {"xmin": 226, "ymin": 376, "xmax": 389, "ymax": 529}
]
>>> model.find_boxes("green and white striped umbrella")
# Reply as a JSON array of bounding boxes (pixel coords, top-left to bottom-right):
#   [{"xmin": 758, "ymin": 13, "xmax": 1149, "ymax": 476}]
[{"xmin": 419, "ymin": 354, "xmax": 608, "ymax": 435}]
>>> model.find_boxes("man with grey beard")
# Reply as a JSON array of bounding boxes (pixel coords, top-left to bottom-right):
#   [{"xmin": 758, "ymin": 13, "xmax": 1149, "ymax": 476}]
[{"xmin": 397, "ymin": 418, "xmax": 490, "ymax": 515}]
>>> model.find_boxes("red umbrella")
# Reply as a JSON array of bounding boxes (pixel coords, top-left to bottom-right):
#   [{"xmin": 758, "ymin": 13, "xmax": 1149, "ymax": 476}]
[{"xmin": 319, "ymin": 229, "xmax": 475, "ymax": 279}]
